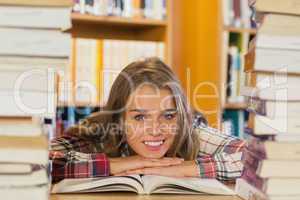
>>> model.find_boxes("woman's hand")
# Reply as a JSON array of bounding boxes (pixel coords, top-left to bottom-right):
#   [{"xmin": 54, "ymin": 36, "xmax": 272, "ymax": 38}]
[
  {"xmin": 117, "ymin": 160, "xmax": 199, "ymax": 178},
  {"xmin": 109, "ymin": 156, "xmax": 184, "ymax": 176}
]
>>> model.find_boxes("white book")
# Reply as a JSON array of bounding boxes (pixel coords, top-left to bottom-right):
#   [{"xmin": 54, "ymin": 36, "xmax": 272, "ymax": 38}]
[
  {"xmin": 0, "ymin": 168, "xmax": 48, "ymax": 187},
  {"xmin": 255, "ymin": 141, "xmax": 300, "ymax": 160},
  {"xmin": 0, "ymin": 6, "xmax": 71, "ymax": 29},
  {"xmin": 0, "ymin": 69, "xmax": 55, "ymax": 92},
  {"xmin": 248, "ymin": 99, "xmax": 300, "ymax": 118},
  {"xmin": 0, "ymin": 90, "xmax": 56, "ymax": 118},
  {"xmin": 253, "ymin": 48, "xmax": 300, "ymax": 74},
  {"xmin": 251, "ymin": 114, "xmax": 300, "ymax": 135},
  {"xmin": 275, "ymin": 134, "xmax": 300, "ymax": 142},
  {"xmin": 222, "ymin": 0, "xmax": 231, "ymax": 26},
  {"xmin": 52, "ymin": 175, "xmax": 235, "ymax": 195},
  {"xmin": 235, "ymin": 178, "xmax": 300, "ymax": 200},
  {"xmin": 74, "ymin": 38, "xmax": 99, "ymax": 103},
  {"xmin": 0, "ymin": 55, "xmax": 69, "ymax": 71},
  {"xmin": 259, "ymin": 14, "xmax": 300, "ymax": 37},
  {"xmin": 0, "ymin": 121, "xmax": 43, "ymax": 136},
  {"xmin": 144, "ymin": 0, "xmax": 154, "ymax": 19},
  {"xmin": 156, "ymin": 42, "xmax": 165, "ymax": 61},
  {"xmin": 152, "ymin": 0, "xmax": 164, "ymax": 20},
  {"xmin": 264, "ymin": 178, "xmax": 300, "ymax": 196},
  {"xmin": 0, "ymin": 185, "xmax": 48, "ymax": 200},
  {"xmin": 0, "ymin": 135, "xmax": 48, "ymax": 165},
  {"xmin": 0, "ymin": 163, "xmax": 32, "ymax": 174},
  {"xmin": 255, "ymin": 0, "xmax": 300, "ymax": 15},
  {"xmin": 240, "ymin": 0, "xmax": 251, "ymax": 28},
  {"xmin": 256, "ymin": 34, "xmax": 300, "ymax": 51},
  {"xmin": 122, "ymin": 0, "xmax": 133, "ymax": 17},
  {"xmin": 0, "ymin": 27, "xmax": 71, "ymax": 57},
  {"xmin": 228, "ymin": 46, "xmax": 240, "ymax": 103},
  {"xmin": 249, "ymin": 73, "xmax": 300, "ymax": 91},
  {"xmin": 258, "ymin": 160, "xmax": 300, "ymax": 178},
  {"xmin": 241, "ymin": 86, "xmax": 300, "ymax": 101}
]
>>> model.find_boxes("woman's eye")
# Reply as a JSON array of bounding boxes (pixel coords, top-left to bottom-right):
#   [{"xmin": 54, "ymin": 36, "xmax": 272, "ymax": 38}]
[
  {"xmin": 134, "ymin": 114, "xmax": 145, "ymax": 121},
  {"xmin": 164, "ymin": 113, "xmax": 175, "ymax": 120}
]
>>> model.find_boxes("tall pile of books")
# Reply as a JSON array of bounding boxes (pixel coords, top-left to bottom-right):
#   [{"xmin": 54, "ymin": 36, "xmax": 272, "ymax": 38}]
[
  {"xmin": 236, "ymin": 0, "xmax": 300, "ymax": 200},
  {"xmin": 0, "ymin": 0, "xmax": 72, "ymax": 199}
]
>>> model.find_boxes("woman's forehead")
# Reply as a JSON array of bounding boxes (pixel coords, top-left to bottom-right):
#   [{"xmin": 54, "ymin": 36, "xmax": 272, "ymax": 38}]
[{"xmin": 127, "ymin": 84, "xmax": 176, "ymax": 111}]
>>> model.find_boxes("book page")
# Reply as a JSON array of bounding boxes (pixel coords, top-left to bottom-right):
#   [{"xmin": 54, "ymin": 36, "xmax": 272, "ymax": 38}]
[
  {"xmin": 142, "ymin": 175, "xmax": 235, "ymax": 195},
  {"xmin": 51, "ymin": 175, "xmax": 144, "ymax": 194}
]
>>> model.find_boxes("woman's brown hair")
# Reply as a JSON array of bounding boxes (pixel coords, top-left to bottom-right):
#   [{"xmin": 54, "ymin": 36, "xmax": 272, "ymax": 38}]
[{"xmin": 66, "ymin": 57, "xmax": 200, "ymax": 160}]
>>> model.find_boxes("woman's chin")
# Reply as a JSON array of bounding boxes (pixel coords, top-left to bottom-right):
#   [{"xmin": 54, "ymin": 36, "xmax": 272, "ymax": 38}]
[{"xmin": 136, "ymin": 148, "xmax": 167, "ymax": 159}]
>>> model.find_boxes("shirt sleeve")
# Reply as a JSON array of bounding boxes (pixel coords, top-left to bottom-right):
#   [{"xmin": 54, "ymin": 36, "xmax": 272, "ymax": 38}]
[
  {"xmin": 194, "ymin": 126, "xmax": 246, "ymax": 181},
  {"xmin": 50, "ymin": 136, "xmax": 110, "ymax": 182}
]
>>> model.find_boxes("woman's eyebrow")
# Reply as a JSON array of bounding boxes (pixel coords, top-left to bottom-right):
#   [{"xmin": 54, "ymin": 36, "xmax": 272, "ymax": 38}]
[
  {"xmin": 129, "ymin": 109, "xmax": 148, "ymax": 113},
  {"xmin": 163, "ymin": 108, "xmax": 177, "ymax": 113}
]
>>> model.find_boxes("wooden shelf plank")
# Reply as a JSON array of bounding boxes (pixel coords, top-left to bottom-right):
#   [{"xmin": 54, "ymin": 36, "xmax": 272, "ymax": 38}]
[
  {"xmin": 71, "ymin": 13, "xmax": 167, "ymax": 27},
  {"xmin": 223, "ymin": 26, "xmax": 257, "ymax": 34},
  {"xmin": 224, "ymin": 102, "xmax": 248, "ymax": 110},
  {"xmin": 70, "ymin": 13, "xmax": 167, "ymax": 41}
]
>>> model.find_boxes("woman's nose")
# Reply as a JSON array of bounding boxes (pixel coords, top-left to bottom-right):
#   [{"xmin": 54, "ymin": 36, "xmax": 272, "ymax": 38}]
[{"xmin": 145, "ymin": 119, "xmax": 162, "ymax": 136}]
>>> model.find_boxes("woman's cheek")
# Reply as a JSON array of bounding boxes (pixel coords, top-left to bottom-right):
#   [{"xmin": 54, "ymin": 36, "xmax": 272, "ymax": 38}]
[{"xmin": 125, "ymin": 122, "xmax": 145, "ymax": 141}]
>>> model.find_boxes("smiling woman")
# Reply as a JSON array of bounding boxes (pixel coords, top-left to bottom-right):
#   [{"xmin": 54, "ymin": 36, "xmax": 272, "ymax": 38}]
[{"xmin": 50, "ymin": 58, "xmax": 246, "ymax": 182}]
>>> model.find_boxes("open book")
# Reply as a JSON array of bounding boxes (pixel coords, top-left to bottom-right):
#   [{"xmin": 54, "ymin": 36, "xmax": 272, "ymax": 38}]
[{"xmin": 52, "ymin": 175, "xmax": 235, "ymax": 195}]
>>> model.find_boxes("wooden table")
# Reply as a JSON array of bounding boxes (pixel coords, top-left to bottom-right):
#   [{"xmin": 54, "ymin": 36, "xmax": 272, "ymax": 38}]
[{"xmin": 51, "ymin": 193, "xmax": 242, "ymax": 200}]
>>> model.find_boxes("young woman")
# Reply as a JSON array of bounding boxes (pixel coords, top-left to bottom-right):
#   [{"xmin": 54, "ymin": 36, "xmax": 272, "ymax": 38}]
[{"xmin": 50, "ymin": 58, "xmax": 245, "ymax": 182}]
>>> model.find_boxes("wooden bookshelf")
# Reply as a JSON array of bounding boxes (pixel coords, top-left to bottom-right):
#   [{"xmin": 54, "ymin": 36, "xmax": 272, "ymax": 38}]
[
  {"xmin": 70, "ymin": 12, "xmax": 168, "ymax": 42},
  {"xmin": 67, "ymin": 0, "xmax": 178, "ymax": 108},
  {"xmin": 71, "ymin": 13, "xmax": 168, "ymax": 27},
  {"xmin": 223, "ymin": 26, "xmax": 257, "ymax": 35},
  {"xmin": 219, "ymin": 1, "xmax": 255, "ymax": 135},
  {"xmin": 67, "ymin": 1, "xmax": 223, "ymax": 128}
]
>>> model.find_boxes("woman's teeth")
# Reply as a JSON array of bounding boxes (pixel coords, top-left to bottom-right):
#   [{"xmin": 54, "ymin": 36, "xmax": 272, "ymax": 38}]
[{"xmin": 144, "ymin": 140, "xmax": 164, "ymax": 147}]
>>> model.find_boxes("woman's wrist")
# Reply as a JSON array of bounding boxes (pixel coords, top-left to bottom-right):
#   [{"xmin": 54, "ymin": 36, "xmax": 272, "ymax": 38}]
[{"xmin": 182, "ymin": 160, "xmax": 200, "ymax": 177}]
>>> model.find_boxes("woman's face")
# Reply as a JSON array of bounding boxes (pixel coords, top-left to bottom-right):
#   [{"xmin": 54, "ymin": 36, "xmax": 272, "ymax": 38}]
[{"xmin": 124, "ymin": 84, "xmax": 178, "ymax": 158}]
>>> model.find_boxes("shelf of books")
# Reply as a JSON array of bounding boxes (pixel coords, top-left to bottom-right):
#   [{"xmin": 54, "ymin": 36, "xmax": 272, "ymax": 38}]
[
  {"xmin": 56, "ymin": 0, "xmax": 170, "ymax": 137},
  {"xmin": 220, "ymin": 0, "xmax": 257, "ymax": 137}
]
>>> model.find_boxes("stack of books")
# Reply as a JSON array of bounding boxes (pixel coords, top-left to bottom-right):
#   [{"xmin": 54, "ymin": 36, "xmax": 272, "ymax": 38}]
[
  {"xmin": 236, "ymin": 0, "xmax": 300, "ymax": 200},
  {"xmin": 73, "ymin": 0, "xmax": 166, "ymax": 20},
  {"xmin": 0, "ymin": 117, "xmax": 49, "ymax": 200},
  {"xmin": 0, "ymin": 1, "xmax": 73, "ymax": 199},
  {"xmin": 0, "ymin": 0, "xmax": 73, "ymax": 107}
]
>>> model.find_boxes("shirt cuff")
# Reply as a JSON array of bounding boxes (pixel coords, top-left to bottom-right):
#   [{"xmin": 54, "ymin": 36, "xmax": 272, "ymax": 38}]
[
  {"xmin": 90, "ymin": 153, "xmax": 110, "ymax": 177},
  {"xmin": 195, "ymin": 156, "xmax": 217, "ymax": 178}
]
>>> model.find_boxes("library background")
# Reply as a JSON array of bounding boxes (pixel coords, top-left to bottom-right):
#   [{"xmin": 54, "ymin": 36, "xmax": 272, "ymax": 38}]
[{"xmin": 1, "ymin": 0, "xmax": 300, "ymax": 200}]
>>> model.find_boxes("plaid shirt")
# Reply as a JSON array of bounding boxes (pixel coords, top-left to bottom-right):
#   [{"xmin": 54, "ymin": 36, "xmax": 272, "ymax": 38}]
[{"xmin": 50, "ymin": 123, "xmax": 246, "ymax": 182}]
